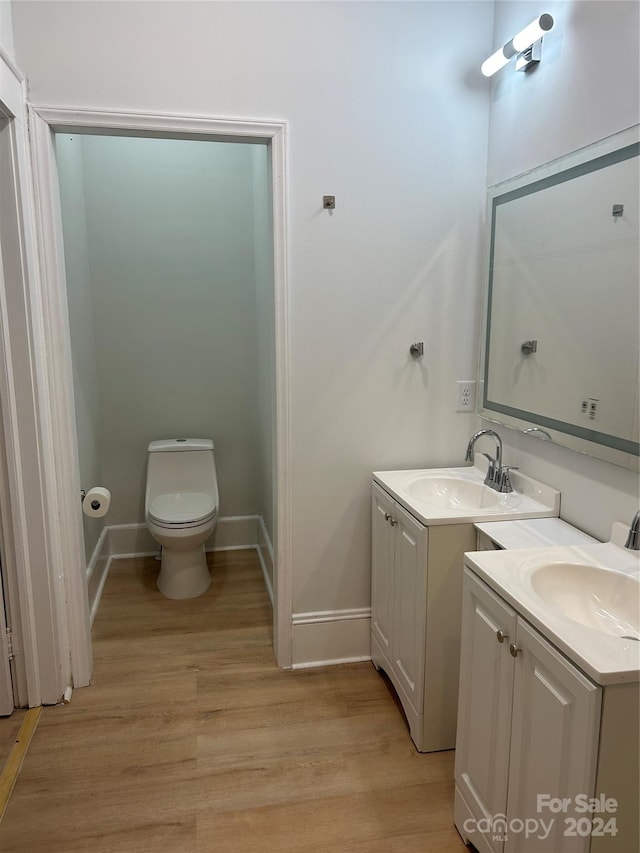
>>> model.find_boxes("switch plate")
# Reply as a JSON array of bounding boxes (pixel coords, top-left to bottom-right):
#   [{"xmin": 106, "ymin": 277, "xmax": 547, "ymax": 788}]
[{"xmin": 456, "ymin": 380, "xmax": 476, "ymax": 412}]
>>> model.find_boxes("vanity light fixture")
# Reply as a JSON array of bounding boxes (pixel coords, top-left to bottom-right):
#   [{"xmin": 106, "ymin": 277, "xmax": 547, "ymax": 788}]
[{"xmin": 481, "ymin": 13, "xmax": 554, "ymax": 77}]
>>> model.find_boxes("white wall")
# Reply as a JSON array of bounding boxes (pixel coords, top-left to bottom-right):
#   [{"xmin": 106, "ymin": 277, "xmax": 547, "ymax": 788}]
[
  {"xmin": 0, "ymin": 1, "xmax": 14, "ymax": 59},
  {"xmin": 11, "ymin": 1, "xmax": 493, "ymax": 626},
  {"xmin": 484, "ymin": 0, "xmax": 640, "ymax": 540},
  {"xmin": 56, "ymin": 133, "xmax": 272, "ymax": 529},
  {"xmin": 487, "ymin": 1, "xmax": 640, "ymax": 186}
]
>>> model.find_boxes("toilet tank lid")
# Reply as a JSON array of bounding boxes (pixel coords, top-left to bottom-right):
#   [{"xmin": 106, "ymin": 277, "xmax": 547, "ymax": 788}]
[{"xmin": 148, "ymin": 439, "xmax": 214, "ymax": 452}]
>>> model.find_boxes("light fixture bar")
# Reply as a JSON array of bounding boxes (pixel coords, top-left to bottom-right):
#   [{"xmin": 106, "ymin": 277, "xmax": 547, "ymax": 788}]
[
  {"xmin": 515, "ymin": 41, "xmax": 542, "ymax": 73},
  {"xmin": 481, "ymin": 14, "xmax": 554, "ymax": 77}
]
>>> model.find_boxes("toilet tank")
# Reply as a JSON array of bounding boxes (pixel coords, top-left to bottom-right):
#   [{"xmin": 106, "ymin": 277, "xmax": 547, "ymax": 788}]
[{"xmin": 146, "ymin": 439, "xmax": 217, "ymax": 498}]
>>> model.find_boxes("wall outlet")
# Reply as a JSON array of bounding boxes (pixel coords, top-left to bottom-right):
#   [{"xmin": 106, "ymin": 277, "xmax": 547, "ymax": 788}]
[{"xmin": 456, "ymin": 380, "xmax": 476, "ymax": 412}]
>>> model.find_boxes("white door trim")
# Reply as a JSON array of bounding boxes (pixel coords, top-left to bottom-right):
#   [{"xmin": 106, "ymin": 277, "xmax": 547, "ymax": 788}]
[
  {"xmin": 28, "ymin": 106, "xmax": 293, "ymax": 670},
  {"xmin": 28, "ymin": 111, "xmax": 90, "ymax": 688},
  {"xmin": 0, "ymin": 52, "xmax": 70, "ymax": 706}
]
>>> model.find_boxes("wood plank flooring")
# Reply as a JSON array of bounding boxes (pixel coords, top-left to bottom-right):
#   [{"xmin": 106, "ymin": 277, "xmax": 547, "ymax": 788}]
[
  {"xmin": 0, "ymin": 710, "xmax": 27, "ymax": 770},
  {"xmin": 0, "ymin": 549, "xmax": 466, "ymax": 852}
]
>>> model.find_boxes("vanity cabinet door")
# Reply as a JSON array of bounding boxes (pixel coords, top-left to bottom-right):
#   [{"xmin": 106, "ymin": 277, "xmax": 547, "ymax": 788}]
[
  {"xmin": 391, "ymin": 501, "xmax": 427, "ymax": 714},
  {"xmin": 505, "ymin": 619, "xmax": 601, "ymax": 853},
  {"xmin": 371, "ymin": 482, "xmax": 428, "ymax": 726},
  {"xmin": 455, "ymin": 568, "xmax": 517, "ymax": 853},
  {"xmin": 371, "ymin": 484, "xmax": 395, "ymax": 660}
]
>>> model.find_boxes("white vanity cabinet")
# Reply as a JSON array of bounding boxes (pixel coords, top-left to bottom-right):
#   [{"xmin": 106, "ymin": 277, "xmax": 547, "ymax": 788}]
[
  {"xmin": 371, "ymin": 482, "xmax": 427, "ymax": 715},
  {"xmin": 455, "ymin": 568, "xmax": 607, "ymax": 853},
  {"xmin": 371, "ymin": 482, "xmax": 477, "ymax": 752},
  {"xmin": 453, "ymin": 569, "xmax": 516, "ymax": 853}
]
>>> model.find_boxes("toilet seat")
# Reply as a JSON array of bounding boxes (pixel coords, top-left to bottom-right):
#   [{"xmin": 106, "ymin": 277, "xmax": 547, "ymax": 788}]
[{"xmin": 148, "ymin": 491, "xmax": 217, "ymax": 528}]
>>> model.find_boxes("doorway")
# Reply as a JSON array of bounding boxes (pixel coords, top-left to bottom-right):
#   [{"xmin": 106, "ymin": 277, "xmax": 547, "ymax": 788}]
[
  {"xmin": 28, "ymin": 108, "xmax": 292, "ymax": 680},
  {"xmin": 55, "ymin": 130, "xmax": 276, "ymax": 620}
]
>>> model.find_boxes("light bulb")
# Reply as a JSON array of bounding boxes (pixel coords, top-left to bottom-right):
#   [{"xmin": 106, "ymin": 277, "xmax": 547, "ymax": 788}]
[
  {"xmin": 481, "ymin": 49, "xmax": 511, "ymax": 78},
  {"xmin": 512, "ymin": 14, "xmax": 554, "ymax": 53}
]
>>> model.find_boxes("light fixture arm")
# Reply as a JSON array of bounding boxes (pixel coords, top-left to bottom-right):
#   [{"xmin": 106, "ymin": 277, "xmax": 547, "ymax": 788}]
[{"xmin": 481, "ymin": 14, "xmax": 554, "ymax": 77}]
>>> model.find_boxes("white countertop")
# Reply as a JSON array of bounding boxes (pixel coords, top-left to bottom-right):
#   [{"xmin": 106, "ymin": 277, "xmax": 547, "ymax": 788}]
[
  {"xmin": 465, "ymin": 529, "xmax": 640, "ymax": 685},
  {"xmin": 373, "ymin": 465, "xmax": 560, "ymax": 526},
  {"xmin": 475, "ymin": 517, "xmax": 598, "ymax": 549}
]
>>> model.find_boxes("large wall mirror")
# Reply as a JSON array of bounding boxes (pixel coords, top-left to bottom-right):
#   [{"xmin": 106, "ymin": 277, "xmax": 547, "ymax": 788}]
[{"xmin": 479, "ymin": 126, "xmax": 639, "ymax": 471}]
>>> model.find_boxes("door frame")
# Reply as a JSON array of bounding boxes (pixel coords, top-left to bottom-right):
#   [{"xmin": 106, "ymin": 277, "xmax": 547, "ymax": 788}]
[
  {"xmin": 0, "ymin": 46, "xmax": 70, "ymax": 707},
  {"xmin": 28, "ymin": 106, "xmax": 293, "ymax": 671}
]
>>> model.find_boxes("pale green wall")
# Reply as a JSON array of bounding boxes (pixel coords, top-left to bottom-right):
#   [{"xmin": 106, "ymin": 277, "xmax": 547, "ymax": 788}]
[
  {"xmin": 57, "ymin": 133, "xmax": 273, "ymax": 548},
  {"xmin": 252, "ymin": 145, "xmax": 275, "ymax": 547},
  {"xmin": 56, "ymin": 135, "xmax": 105, "ymax": 562}
]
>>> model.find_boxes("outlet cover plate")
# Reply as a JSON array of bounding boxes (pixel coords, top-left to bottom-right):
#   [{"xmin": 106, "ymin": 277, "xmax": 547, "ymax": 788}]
[{"xmin": 456, "ymin": 380, "xmax": 476, "ymax": 413}]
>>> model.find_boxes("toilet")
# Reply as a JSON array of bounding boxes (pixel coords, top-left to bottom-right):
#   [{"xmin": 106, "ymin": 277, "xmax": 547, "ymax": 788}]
[{"xmin": 145, "ymin": 438, "xmax": 219, "ymax": 599}]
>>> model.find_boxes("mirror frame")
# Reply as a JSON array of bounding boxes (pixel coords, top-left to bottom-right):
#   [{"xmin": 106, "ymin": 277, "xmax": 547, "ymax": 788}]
[{"xmin": 478, "ymin": 124, "xmax": 640, "ymax": 472}]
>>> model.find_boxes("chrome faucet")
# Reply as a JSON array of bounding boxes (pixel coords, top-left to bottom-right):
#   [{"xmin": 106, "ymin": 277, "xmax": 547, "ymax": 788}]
[
  {"xmin": 523, "ymin": 427, "xmax": 553, "ymax": 441},
  {"xmin": 465, "ymin": 429, "xmax": 503, "ymax": 490},
  {"xmin": 624, "ymin": 510, "xmax": 640, "ymax": 550}
]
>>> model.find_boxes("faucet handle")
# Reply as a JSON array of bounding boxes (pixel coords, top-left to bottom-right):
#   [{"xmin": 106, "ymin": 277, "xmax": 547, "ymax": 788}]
[
  {"xmin": 498, "ymin": 466, "xmax": 519, "ymax": 493},
  {"xmin": 625, "ymin": 510, "xmax": 640, "ymax": 550},
  {"xmin": 480, "ymin": 452, "xmax": 498, "ymax": 486},
  {"xmin": 480, "ymin": 452, "xmax": 495, "ymax": 467}
]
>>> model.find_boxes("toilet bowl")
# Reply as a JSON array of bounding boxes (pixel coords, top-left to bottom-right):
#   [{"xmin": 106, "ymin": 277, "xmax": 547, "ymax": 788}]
[{"xmin": 145, "ymin": 438, "xmax": 219, "ymax": 599}]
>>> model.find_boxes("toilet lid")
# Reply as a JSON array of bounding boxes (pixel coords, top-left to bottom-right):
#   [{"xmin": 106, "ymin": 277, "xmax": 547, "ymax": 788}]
[{"xmin": 148, "ymin": 491, "xmax": 217, "ymax": 526}]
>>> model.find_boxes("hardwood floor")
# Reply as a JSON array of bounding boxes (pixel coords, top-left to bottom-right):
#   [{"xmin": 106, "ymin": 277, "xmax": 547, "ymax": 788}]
[
  {"xmin": 0, "ymin": 710, "xmax": 26, "ymax": 770},
  {"xmin": 0, "ymin": 549, "xmax": 466, "ymax": 852}
]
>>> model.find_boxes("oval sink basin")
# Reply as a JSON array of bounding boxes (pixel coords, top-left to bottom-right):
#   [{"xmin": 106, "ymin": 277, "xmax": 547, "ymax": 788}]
[
  {"xmin": 530, "ymin": 563, "xmax": 640, "ymax": 639},
  {"xmin": 406, "ymin": 477, "xmax": 501, "ymax": 510}
]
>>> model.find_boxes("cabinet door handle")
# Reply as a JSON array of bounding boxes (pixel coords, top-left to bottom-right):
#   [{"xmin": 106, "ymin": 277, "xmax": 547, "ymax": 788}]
[
  {"xmin": 496, "ymin": 630, "xmax": 509, "ymax": 643},
  {"xmin": 389, "ymin": 517, "xmax": 398, "ymax": 526},
  {"xmin": 509, "ymin": 643, "xmax": 521, "ymax": 657},
  {"xmin": 384, "ymin": 512, "xmax": 392, "ymax": 522}
]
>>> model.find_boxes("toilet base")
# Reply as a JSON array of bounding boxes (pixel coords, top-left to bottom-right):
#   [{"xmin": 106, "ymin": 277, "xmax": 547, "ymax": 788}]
[{"xmin": 157, "ymin": 544, "xmax": 211, "ymax": 600}]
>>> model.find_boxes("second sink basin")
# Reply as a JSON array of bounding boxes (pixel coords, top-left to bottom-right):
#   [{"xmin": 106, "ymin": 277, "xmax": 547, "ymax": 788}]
[
  {"xmin": 530, "ymin": 562, "xmax": 640, "ymax": 639},
  {"xmin": 407, "ymin": 476, "xmax": 500, "ymax": 510}
]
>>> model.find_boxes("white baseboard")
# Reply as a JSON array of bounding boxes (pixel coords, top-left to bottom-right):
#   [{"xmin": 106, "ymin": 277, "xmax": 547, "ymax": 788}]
[
  {"xmin": 256, "ymin": 516, "xmax": 274, "ymax": 606},
  {"xmin": 90, "ymin": 556, "xmax": 114, "ymax": 627},
  {"xmin": 86, "ymin": 526, "xmax": 110, "ymax": 626},
  {"xmin": 86, "ymin": 515, "xmax": 270, "ymax": 624},
  {"xmin": 291, "ymin": 608, "xmax": 372, "ymax": 668}
]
